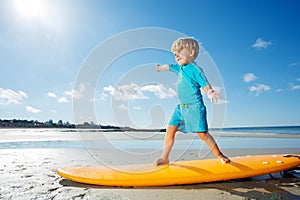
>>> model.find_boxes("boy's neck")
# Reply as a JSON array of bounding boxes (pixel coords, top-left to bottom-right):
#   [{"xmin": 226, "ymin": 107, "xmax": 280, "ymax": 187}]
[{"xmin": 181, "ymin": 62, "xmax": 194, "ymax": 67}]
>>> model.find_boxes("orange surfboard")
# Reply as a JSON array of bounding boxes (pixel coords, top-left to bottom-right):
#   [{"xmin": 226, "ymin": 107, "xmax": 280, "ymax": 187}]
[{"xmin": 57, "ymin": 154, "xmax": 300, "ymax": 187}]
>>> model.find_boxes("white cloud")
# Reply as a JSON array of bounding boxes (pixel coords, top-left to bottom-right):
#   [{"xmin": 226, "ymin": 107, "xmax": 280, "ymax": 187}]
[
  {"xmin": 243, "ymin": 73, "xmax": 257, "ymax": 83},
  {"xmin": 289, "ymin": 80, "xmax": 300, "ymax": 90},
  {"xmin": 249, "ymin": 84, "xmax": 271, "ymax": 96},
  {"xmin": 100, "ymin": 92, "xmax": 108, "ymax": 100},
  {"xmin": 103, "ymin": 83, "xmax": 148, "ymax": 101},
  {"xmin": 140, "ymin": 84, "xmax": 176, "ymax": 99},
  {"xmin": 0, "ymin": 88, "xmax": 27, "ymax": 105},
  {"xmin": 47, "ymin": 92, "xmax": 57, "ymax": 98},
  {"xmin": 290, "ymin": 84, "xmax": 300, "ymax": 90},
  {"xmin": 288, "ymin": 62, "xmax": 300, "ymax": 67},
  {"xmin": 65, "ymin": 90, "xmax": 79, "ymax": 99},
  {"xmin": 132, "ymin": 106, "xmax": 141, "ymax": 110},
  {"xmin": 215, "ymin": 99, "xmax": 229, "ymax": 104},
  {"xmin": 251, "ymin": 38, "xmax": 272, "ymax": 50},
  {"xmin": 19, "ymin": 91, "xmax": 27, "ymax": 98},
  {"xmin": 103, "ymin": 85, "xmax": 115, "ymax": 93},
  {"xmin": 58, "ymin": 96, "xmax": 69, "ymax": 103},
  {"xmin": 26, "ymin": 106, "xmax": 41, "ymax": 113},
  {"xmin": 89, "ymin": 98, "xmax": 97, "ymax": 102},
  {"xmin": 118, "ymin": 104, "xmax": 128, "ymax": 110},
  {"xmin": 103, "ymin": 83, "xmax": 175, "ymax": 101},
  {"xmin": 65, "ymin": 83, "xmax": 85, "ymax": 99}
]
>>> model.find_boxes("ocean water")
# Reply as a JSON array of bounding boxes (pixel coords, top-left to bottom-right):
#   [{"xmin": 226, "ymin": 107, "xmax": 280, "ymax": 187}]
[
  {"xmin": 219, "ymin": 126, "xmax": 300, "ymax": 136},
  {"xmin": 0, "ymin": 126, "xmax": 299, "ymax": 150}
]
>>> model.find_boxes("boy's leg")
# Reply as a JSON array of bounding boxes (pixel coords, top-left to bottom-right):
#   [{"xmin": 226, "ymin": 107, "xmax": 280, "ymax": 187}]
[
  {"xmin": 197, "ymin": 132, "xmax": 230, "ymax": 163},
  {"xmin": 154, "ymin": 125, "xmax": 178, "ymax": 166}
]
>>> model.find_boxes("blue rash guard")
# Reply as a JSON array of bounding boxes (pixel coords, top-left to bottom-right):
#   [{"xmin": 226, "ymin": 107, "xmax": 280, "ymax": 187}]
[
  {"xmin": 169, "ymin": 63, "xmax": 209, "ymax": 104},
  {"xmin": 168, "ymin": 63, "xmax": 210, "ymax": 133}
]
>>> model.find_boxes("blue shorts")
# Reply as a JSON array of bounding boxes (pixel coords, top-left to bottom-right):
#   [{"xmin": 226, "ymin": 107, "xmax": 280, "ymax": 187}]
[{"xmin": 169, "ymin": 104, "xmax": 208, "ymax": 133}]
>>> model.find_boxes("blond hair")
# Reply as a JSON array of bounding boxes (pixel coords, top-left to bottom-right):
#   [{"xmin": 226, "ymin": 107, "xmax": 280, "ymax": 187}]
[{"xmin": 171, "ymin": 37, "xmax": 199, "ymax": 59}]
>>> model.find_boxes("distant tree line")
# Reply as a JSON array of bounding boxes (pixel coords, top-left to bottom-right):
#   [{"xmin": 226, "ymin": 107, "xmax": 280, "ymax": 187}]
[
  {"xmin": 0, "ymin": 119, "xmax": 75, "ymax": 128},
  {"xmin": 0, "ymin": 119, "xmax": 166, "ymax": 132}
]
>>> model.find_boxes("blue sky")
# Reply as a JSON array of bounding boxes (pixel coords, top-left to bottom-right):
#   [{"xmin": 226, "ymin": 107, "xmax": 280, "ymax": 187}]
[{"xmin": 0, "ymin": 0, "xmax": 299, "ymax": 128}]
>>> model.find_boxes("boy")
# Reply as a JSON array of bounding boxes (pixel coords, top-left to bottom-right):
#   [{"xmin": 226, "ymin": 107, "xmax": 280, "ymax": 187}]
[{"xmin": 155, "ymin": 37, "xmax": 230, "ymax": 165}]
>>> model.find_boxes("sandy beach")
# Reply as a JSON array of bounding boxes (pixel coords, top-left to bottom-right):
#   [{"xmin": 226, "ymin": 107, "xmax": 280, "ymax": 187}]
[{"xmin": 0, "ymin": 129, "xmax": 300, "ymax": 200}]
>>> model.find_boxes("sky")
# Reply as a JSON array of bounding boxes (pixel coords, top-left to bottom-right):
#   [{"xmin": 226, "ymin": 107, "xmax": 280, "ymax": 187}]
[{"xmin": 0, "ymin": 0, "xmax": 299, "ymax": 128}]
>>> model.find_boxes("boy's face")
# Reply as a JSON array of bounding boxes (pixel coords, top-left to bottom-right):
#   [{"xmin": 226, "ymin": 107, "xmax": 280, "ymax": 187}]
[{"xmin": 173, "ymin": 48, "xmax": 195, "ymax": 66}]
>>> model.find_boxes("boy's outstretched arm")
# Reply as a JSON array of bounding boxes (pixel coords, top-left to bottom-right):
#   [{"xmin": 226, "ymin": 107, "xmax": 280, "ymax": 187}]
[
  {"xmin": 156, "ymin": 64, "xmax": 169, "ymax": 72},
  {"xmin": 203, "ymin": 85, "xmax": 222, "ymax": 103}
]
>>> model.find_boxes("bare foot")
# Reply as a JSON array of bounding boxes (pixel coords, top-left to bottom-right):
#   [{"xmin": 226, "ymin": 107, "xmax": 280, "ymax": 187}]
[
  {"xmin": 154, "ymin": 158, "xmax": 169, "ymax": 166},
  {"xmin": 218, "ymin": 154, "xmax": 230, "ymax": 164}
]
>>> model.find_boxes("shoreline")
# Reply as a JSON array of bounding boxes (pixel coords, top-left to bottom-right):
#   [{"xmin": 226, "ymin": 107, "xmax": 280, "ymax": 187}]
[
  {"xmin": 1, "ymin": 130, "xmax": 300, "ymax": 144},
  {"xmin": 1, "ymin": 127, "xmax": 300, "ymax": 135}
]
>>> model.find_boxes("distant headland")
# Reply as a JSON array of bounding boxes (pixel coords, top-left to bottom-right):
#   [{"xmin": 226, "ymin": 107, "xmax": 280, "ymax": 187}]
[{"xmin": 0, "ymin": 119, "xmax": 166, "ymax": 132}]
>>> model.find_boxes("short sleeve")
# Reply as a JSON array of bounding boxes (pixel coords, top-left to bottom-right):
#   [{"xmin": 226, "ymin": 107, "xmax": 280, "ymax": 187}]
[
  {"xmin": 169, "ymin": 64, "xmax": 180, "ymax": 75},
  {"xmin": 193, "ymin": 65, "xmax": 209, "ymax": 88}
]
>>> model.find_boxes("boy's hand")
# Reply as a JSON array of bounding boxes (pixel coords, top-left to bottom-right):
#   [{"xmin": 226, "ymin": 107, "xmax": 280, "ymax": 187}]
[
  {"xmin": 207, "ymin": 90, "xmax": 222, "ymax": 103},
  {"xmin": 156, "ymin": 64, "xmax": 161, "ymax": 71},
  {"xmin": 156, "ymin": 64, "xmax": 169, "ymax": 72}
]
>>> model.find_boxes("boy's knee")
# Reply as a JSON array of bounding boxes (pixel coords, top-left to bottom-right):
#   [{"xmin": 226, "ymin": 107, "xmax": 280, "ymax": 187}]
[
  {"xmin": 166, "ymin": 125, "xmax": 178, "ymax": 139},
  {"xmin": 167, "ymin": 125, "xmax": 178, "ymax": 133},
  {"xmin": 197, "ymin": 132, "xmax": 207, "ymax": 140}
]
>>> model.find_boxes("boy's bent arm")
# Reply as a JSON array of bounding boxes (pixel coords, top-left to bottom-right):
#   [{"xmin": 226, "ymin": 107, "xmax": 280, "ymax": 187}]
[
  {"xmin": 156, "ymin": 64, "xmax": 169, "ymax": 72},
  {"xmin": 203, "ymin": 84, "xmax": 213, "ymax": 94},
  {"xmin": 203, "ymin": 84, "xmax": 222, "ymax": 103}
]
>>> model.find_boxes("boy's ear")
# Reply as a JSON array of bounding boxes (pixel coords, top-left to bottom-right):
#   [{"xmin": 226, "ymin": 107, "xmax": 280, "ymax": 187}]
[{"xmin": 190, "ymin": 49, "xmax": 195, "ymax": 57}]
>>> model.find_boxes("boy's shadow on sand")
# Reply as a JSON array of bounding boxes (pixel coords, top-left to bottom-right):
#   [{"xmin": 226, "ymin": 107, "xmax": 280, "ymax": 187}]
[{"xmin": 59, "ymin": 175, "xmax": 300, "ymax": 200}]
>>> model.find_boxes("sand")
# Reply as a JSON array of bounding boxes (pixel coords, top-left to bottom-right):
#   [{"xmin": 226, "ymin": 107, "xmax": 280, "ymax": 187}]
[{"xmin": 0, "ymin": 131, "xmax": 300, "ymax": 200}]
